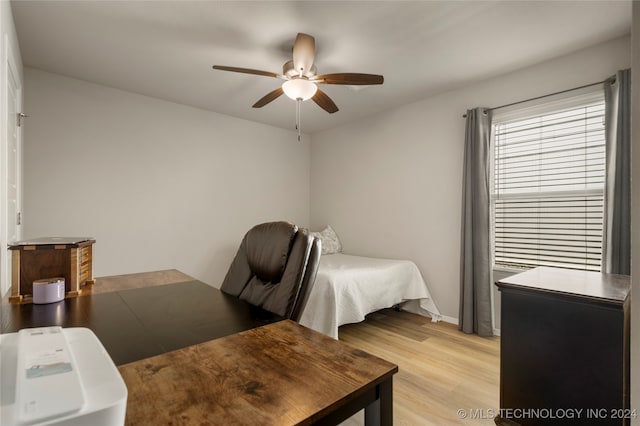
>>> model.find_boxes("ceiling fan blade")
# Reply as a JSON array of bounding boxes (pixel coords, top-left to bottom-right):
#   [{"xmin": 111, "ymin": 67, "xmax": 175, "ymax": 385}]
[
  {"xmin": 312, "ymin": 89, "xmax": 339, "ymax": 114},
  {"xmin": 292, "ymin": 33, "xmax": 315, "ymax": 76},
  {"xmin": 252, "ymin": 87, "xmax": 284, "ymax": 108},
  {"xmin": 312, "ymin": 73, "xmax": 384, "ymax": 85},
  {"xmin": 212, "ymin": 65, "xmax": 282, "ymax": 79}
]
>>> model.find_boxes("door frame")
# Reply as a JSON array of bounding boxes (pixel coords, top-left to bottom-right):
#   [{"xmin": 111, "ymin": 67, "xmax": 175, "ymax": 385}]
[{"xmin": 1, "ymin": 34, "xmax": 22, "ymax": 296}]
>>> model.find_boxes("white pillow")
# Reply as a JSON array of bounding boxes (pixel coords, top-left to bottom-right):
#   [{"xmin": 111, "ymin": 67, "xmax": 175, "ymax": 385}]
[{"xmin": 311, "ymin": 225, "xmax": 342, "ymax": 255}]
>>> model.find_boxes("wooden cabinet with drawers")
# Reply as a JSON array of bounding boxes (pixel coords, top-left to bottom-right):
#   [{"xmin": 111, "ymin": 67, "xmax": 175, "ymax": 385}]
[{"xmin": 8, "ymin": 237, "xmax": 95, "ymax": 303}]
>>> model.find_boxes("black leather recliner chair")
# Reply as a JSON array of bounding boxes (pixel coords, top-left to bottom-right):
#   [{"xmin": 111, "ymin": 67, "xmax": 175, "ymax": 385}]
[{"xmin": 221, "ymin": 221, "xmax": 321, "ymax": 321}]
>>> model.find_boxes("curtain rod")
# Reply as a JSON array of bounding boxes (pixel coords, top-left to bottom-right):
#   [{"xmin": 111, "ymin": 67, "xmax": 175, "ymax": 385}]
[{"xmin": 461, "ymin": 77, "xmax": 612, "ymax": 118}]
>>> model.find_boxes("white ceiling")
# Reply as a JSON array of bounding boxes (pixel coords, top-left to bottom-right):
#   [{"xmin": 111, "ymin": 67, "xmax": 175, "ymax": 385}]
[{"xmin": 12, "ymin": 1, "xmax": 631, "ymax": 134}]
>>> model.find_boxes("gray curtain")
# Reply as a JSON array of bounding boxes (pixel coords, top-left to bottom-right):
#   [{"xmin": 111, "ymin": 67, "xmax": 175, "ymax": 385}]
[
  {"xmin": 459, "ymin": 108, "xmax": 493, "ymax": 337},
  {"xmin": 602, "ymin": 69, "xmax": 631, "ymax": 275}
]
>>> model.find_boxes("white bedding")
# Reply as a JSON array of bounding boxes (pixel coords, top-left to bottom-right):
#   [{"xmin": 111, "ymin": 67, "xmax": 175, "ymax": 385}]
[{"xmin": 299, "ymin": 253, "xmax": 442, "ymax": 338}]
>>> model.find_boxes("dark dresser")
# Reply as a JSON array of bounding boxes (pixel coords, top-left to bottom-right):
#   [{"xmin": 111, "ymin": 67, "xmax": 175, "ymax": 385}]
[{"xmin": 495, "ymin": 267, "xmax": 631, "ymax": 425}]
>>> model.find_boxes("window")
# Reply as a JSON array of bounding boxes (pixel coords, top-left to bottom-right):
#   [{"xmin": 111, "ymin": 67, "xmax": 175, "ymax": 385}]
[{"xmin": 491, "ymin": 92, "xmax": 605, "ymax": 272}]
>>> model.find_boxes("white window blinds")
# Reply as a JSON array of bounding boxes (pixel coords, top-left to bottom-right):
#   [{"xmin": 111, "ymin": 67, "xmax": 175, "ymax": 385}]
[{"xmin": 492, "ymin": 99, "xmax": 605, "ymax": 271}]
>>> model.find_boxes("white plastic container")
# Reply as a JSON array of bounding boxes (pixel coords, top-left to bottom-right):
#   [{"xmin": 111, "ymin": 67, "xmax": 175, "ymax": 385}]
[
  {"xmin": 0, "ymin": 327, "xmax": 128, "ymax": 426},
  {"xmin": 32, "ymin": 278, "xmax": 65, "ymax": 304}
]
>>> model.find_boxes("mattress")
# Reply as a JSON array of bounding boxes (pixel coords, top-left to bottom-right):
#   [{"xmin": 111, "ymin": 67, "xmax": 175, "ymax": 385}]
[{"xmin": 298, "ymin": 253, "xmax": 442, "ymax": 338}]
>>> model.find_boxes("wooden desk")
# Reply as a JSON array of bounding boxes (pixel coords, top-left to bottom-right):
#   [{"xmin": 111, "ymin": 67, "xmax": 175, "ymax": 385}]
[
  {"xmin": 119, "ymin": 320, "xmax": 398, "ymax": 426},
  {"xmin": 1, "ymin": 270, "xmax": 399, "ymax": 425}
]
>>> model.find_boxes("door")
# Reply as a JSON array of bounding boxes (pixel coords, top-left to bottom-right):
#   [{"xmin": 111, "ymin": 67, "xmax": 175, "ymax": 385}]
[{"xmin": 1, "ymin": 37, "xmax": 22, "ymax": 295}]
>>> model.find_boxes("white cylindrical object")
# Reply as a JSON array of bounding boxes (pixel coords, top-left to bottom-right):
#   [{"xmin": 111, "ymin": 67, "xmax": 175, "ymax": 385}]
[{"xmin": 32, "ymin": 278, "xmax": 65, "ymax": 304}]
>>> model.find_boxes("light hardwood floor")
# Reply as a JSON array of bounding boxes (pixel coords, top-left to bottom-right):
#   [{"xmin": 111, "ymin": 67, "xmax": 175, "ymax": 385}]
[{"xmin": 339, "ymin": 309, "xmax": 500, "ymax": 425}]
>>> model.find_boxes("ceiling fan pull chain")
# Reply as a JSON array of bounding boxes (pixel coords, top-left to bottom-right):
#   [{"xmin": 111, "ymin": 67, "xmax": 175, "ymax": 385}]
[{"xmin": 296, "ymin": 98, "xmax": 302, "ymax": 142}]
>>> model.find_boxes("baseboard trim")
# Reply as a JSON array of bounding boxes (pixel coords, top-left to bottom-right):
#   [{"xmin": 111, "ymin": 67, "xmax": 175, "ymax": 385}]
[
  {"xmin": 440, "ymin": 316, "xmax": 501, "ymax": 336},
  {"xmin": 441, "ymin": 315, "xmax": 459, "ymax": 325}
]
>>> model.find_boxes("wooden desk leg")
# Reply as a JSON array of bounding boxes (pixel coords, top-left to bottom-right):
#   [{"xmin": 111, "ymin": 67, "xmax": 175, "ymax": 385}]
[{"xmin": 365, "ymin": 377, "xmax": 393, "ymax": 426}]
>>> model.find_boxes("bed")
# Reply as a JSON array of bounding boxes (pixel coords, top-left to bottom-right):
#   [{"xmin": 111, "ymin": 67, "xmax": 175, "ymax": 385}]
[{"xmin": 298, "ymin": 253, "xmax": 442, "ymax": 339}]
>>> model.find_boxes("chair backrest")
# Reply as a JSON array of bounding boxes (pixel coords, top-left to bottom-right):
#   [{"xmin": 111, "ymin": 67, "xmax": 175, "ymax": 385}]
[
  {"xmin": 221, "ymin": 221, "xmax": 315, "ymax": 319},
  {"xmin": 290, "ymin": 237, "xmax": 321, "ymax": 322}
]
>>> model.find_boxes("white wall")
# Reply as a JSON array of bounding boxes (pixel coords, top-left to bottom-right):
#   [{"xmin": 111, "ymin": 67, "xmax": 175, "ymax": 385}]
[
  {"xmin": 0, "ymin": 1, "xmax": 24, "ymax": 295},
  {"xmin": 630, "ymin": 2, "xmax": 639, "ymax": 423},
  {"xmin": 23, "ymin": 68, "xmax": 310, "ymax": 287},
  {"xmin": 310, "ymin": 36, "xmax": 630, "ymax": 323}
]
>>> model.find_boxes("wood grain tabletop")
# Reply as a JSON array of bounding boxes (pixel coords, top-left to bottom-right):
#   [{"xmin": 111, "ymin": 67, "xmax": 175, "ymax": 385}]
[{"xmin": 118, "ymin": 319, "xmax": 398, "ymax": 425}]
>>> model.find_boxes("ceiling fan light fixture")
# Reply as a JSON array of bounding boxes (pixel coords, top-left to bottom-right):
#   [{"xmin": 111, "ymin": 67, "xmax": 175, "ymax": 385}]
[
  {"xmin": 213, "ymin": 33, "xmax": 382, "ymax": 116},
  {"xmin": 282, "ymin": 79, "xmax": 317, "ymax": 101}
]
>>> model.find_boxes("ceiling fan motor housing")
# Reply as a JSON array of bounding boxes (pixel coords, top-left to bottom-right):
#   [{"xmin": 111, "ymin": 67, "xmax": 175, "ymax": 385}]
[{"xmin": 283, "ymin": 60, "xmax": 317, "ymax": 79}]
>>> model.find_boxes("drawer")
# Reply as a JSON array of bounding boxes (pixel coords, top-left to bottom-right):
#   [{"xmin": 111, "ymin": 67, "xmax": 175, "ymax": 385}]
[
  {"xmin": 80, "ymin": 263, "xmax": 90, "ymax": 275},
  {"xmin": 79, "ymin": 247, "xmax": 92, "ymax": 262}
]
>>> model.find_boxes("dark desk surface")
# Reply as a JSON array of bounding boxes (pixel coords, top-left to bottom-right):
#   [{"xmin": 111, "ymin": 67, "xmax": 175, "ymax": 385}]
[
  {"xmin": 1, "ymin": 275, "xmax": 280, "ymax": 365},
  {"xmin": 1, "ymin": 269, "xmax": 398, "ymax": 425}
]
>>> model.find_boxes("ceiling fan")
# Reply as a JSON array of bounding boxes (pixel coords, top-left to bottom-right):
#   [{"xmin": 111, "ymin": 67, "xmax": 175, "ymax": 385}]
[{"xmin": 212, "ymin": 33, "xmax": 383, "ymax": 139}]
